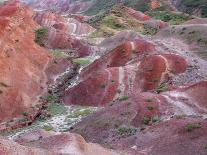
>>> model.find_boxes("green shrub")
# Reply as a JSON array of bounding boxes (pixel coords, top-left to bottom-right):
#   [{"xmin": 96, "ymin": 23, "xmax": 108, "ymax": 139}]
[
  {"xmin": 117, "ymin": 127, "xmax": 137, "ymax": 137},
  {"xmin": 147, "ymin": 106, "xmax": 155, "ymax": 111},
  {"xmin": 155, "ymin": 82, "xmax": 168, "ymax": 93},
  {"xmin": 119, "ymin": 96, "xmax": 129, "ymax": 101},
  {"xmin": 35, "ymin": 28, "xmax": 48, "ymax": 46},
  {"xmin": 185, "ymin": 123, "xmax": 202, "ymax": 132},
  {"xmin": 142, "ymin": 117, "xmax": 151, "ymax": 125}
]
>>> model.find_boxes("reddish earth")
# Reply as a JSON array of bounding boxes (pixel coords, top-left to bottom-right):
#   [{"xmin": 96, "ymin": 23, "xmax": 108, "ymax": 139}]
[
  {"xmin": 34, "ymin": 12, "xmax": 95, "ymax": 36},
  {"xmin": 0, "ymin": 1, "xmax": 51, "ymax": 122},
  {"xmin": 42, "ymin": 28, "xmax": 95, "ymax": 57},
  {"xmin": 150, "ymin": 0, "xmax": 161, "ymax": 10},
  {"xmin": 1, "ymin": 1, "xmax": 207, "ymax": 155},
  {"xmin": 123, "ymin": 6, "xmax": 168, "ymax": 29},
  {"xmin": 0, "ymin": 130, "xmax": 122, "ymax": 155},
  {"xmin": 71, "ymin": 82, "xmax": 207, "ymax": 153},
  {"xmin": 63, "ymin": 40, "xmax": 187, "ymax": 106},
  {"xmin": 33, "ymin": 11, "xmax": 96, "ymax": 56}
]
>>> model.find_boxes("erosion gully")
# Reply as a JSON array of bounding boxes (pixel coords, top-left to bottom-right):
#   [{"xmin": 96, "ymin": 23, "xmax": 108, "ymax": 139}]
[{"xmin": 1, "ymin": 55, "xmax": 100, "ymax": 140}]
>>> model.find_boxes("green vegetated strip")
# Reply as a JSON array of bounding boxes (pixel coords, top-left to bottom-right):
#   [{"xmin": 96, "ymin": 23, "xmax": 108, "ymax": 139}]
[
  {"xmin": 73, "ymin": 58, "xmax": 91, "ymax": 66},
  {"xmin": 147, "ymin": 10, "xmax": 193, "ymax": 25},
  {"xmin": 88, "ymin": 6, "xmax": 145, "ymax": 37}
]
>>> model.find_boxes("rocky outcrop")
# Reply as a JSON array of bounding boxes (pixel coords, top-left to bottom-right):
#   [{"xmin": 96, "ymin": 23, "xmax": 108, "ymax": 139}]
[{"xmin": 0, "ymin": 1, "xmax": 50, "ymax": 122}]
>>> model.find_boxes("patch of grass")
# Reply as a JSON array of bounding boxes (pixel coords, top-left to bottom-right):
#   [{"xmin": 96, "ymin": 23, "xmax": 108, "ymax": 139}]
[
  {"xmin": 46, "ymin": 103, "xmax": 67, "ymax": 116},
  {"xmin": 152, "ymin": 115, "xmax": 160, "ymax": 123},
  {"xmin": 46, "ymin": 95, "xmax": 57, "ymax": 103},
  {"xmin": 117, "ymin": 127, "xmax": 137, "ymax": 137},
  {"xmin": 50, "ymin": 50, "xmax": 69, "ymax": 58},
  {"xmin": 73, "ymin": 58, "xmax": 91, "ymax": 66},
  {"xmin": 175, "ymin": 115, "xmax": 186, "ymax": 119},
  {"xmin": 42, "ymin": 124, "xmax": 53, "ymax": 131},
  {"xmin": 101, "ymin": 16, "xmax": 126, "ymax": 30},
  {"xmin": 155, "ymin": 82, "xmax": 168, "ymax": 93},
  {"xmin": 119, "ymin": 96, "xmax": 129, "ymax": 101},
  {"xmin": 34, "ymin": 28, "xmax": 48, "ymax": 46},
  {"xmin": 142, "ymin": 117, "xmax": 151, "ymax": 125},
  {"xmin": 87, "ymin": 11, "xmax": 109, "ymax": 27},
  {"xmin": 22, "ymin": 112, "xmax": 28, "ymax": 117},
  {"xmin": 185, "ymin": 123, "xmax": 202, "ymax": 132},
  {"xmin": 147, "ymin": 105, "xmax": 155, "ymax": 111},
  {"xmin": 142, "ymin": 27, "xmax": 159, "ymax": 35},
  {"xmin": 67, "ymin": 108, "xmax": 94, "ymax": 118}
]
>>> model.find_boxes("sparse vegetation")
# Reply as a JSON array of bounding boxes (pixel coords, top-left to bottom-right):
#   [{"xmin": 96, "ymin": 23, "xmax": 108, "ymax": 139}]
[
  {"xmin": 66, "ymin": 108, "xmax": 94, "ymax": 118},
  {"xmin": 47, "ymin": 103, "xmax": 67, "ymax": 116},
  {"xmin": 147, "ymin": 105, "xmax": 155, "ymax": 111},
  {"xmin": 73, "ymin": 58, "xmax": 91, "ymax": 66},
  {"xmin": 185, "ymin": 123, "xmax": 202, "ymax": 132},
  {"xmin": 119, "ymin": 96, "xmax": 129, "ymax": 101},
  {"xmin": 50, "ymin": 50, "xmax": 69, "ymax": 58},
  {"xmin": 22, "ymin": 112, "xmax": 28, "ymax": 117},
  {"xmin": 43, "ymin": 124, "xmax": 53, "ymax": 131},
  {"xmin": 142, "ymin": 115, "xmax": 160, "ymax": 125},
  {"xmin": 155, "ymin": 82, "xmax": 168, "ymax": 93},
  {"xmin": 117, "ymin": 127, "xmax": 137, "ymax": 137},
  {"xmin": 142, "ymin": 117, "xmax": 151, "ymax": 125},
  {"xmin": 46, "ymin": 95, "xmax": 57, "ymax": 103},
  {"xmin": 142, "ymin": 27, "xmax": 159, "ymax": 35},
  {"xmin": 34, "ymin": 28, "xmax": 48, "ymax": 46},
  {"xmin": 147, "ymin": 10, "xmax": 192, "ymax": 25}
]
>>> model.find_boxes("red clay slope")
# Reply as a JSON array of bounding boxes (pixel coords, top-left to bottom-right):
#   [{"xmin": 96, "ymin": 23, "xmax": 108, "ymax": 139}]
[
  {"xmin": 0, "ymin": 1, "xmax": 50, "ymax": 122},
  {"xmin": 63, "ymin": 38, "xmax": 187, "ymax": 106}
]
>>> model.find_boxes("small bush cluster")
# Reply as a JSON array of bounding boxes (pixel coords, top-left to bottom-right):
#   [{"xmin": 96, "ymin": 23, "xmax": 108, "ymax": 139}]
[{"xmin": 34, "ymin": 28, "xmax": 48, "ymax": 46}]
